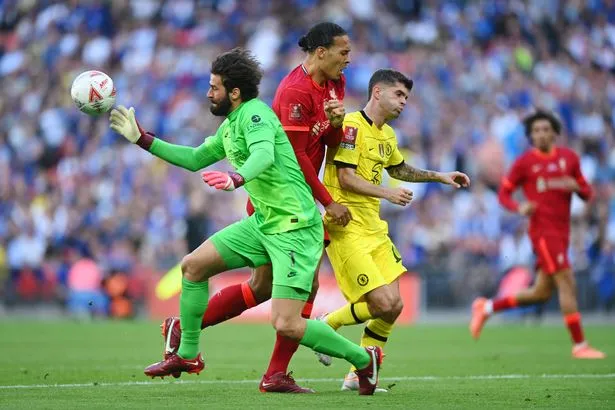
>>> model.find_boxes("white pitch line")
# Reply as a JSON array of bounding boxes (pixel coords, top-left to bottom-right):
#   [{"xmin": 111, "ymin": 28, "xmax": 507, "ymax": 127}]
[{"xmin": 1, "ymin": 373, "xmax": 614, "ymax": 390}]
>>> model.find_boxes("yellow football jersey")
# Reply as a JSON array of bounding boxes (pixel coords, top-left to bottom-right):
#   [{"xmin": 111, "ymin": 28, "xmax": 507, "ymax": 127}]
[{"xmin": 323, "ymin": 110, "xmax": 404, "ymax": 235}]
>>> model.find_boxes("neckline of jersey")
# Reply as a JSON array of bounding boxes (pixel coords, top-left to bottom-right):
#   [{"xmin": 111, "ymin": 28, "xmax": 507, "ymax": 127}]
[
  {"xmin": 300, "ymin": 64, "xmax": 325, "ymax": 91},
  {"xmin": 227, "ymin": 101, "xmax": 247, "ymax": 121},
  {"xmin": 531, "ymin": 146, "xmax": 558, "ymax": 159}
]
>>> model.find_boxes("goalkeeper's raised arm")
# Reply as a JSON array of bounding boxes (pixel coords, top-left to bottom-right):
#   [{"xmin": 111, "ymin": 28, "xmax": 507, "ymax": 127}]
[{"xmin": 109, "ymin": 105, "xmax": 226, "ymax": 172}]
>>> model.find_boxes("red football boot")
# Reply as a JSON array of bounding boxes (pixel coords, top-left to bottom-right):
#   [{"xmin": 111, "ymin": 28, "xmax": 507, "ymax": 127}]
[
  {"xmin": 161, "ymin": 316, "xmax": 182, "ymax": 360},
  {"xmin": 258, "ymin": 371, "xmax": 315, "ymax": 393},
  {"xmin": 355, "ymin": 346, "xmax": 384, "ymax": 396},
  {"xmin": 144, "ymin": 353, "xmax": 204, "ymax": 379}
]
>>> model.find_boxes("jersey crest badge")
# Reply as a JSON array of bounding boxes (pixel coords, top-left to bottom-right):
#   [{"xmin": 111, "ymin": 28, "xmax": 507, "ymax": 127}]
[{"xmin": 559, "ymin": 158, "xmax": 566, "ymax": 171}]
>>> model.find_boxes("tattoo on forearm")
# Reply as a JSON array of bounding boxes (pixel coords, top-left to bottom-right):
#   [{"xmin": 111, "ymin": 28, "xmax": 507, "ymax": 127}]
[{"xmin": 387, "ymin": 163, "xmax": 439, "ymax": 182}]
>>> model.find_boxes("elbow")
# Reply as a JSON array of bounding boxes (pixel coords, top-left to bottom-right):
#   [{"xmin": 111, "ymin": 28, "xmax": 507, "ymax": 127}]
[{"xmin": 338, "ymin": 173, "xmax": 351, "ymax": 191}]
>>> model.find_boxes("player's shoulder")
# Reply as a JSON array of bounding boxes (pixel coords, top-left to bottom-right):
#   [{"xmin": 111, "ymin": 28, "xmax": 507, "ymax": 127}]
[
  {"xmin": 279, "ymin": 66, "xmax": 314, "ymax": 92},
  {"xmin": 344, "ymin": 111, "xmax": 363, "ymax": 125},
  {"xmin": 343, "ymin": 111, "xmax": 366, "ymax": 133},
  {"xmin": 557, "ymin": 145, "xmax": 579, "ymax": 160},
  {"xmin": 240, "ymin": 99, "xmax": 277, "ymax": 123},
  {"xmin": 515, "ymin": 149, "xmax": 534, "ymax": 164}
]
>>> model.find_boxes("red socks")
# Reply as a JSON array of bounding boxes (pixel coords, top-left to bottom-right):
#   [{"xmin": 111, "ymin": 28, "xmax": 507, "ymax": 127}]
[
  {"xmin": 492, "ymin": 296, "xmax": 517, "ymax": 313},
  {"xmin": 264, "ymin": 295, "xmax": 316, "ymax": 377},
  {"xmin": 201, "ymin": 282, "xmax": 257, "ymax": 329},
  {"xmin": 564, "ymin": 312, "xmax": 585, "ymax": 344}
]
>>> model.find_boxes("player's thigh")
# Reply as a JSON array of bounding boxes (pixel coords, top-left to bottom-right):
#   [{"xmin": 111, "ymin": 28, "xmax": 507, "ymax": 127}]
[
  {"xmin": 532, "ymin": 269, "xmax": 555, "ymax": 297},
  {"xmin": 326, "ymin": 234, "xmax": 387, "ymax": 303},
  {"xmin": 209, "ymin": 216, "xmax": 270, "ymax": 270},
  {"xmin": 532, "ymin": 235, "xmax": 570, "ymax": 275},
  {"xmin": 370, "ymin": 236, "xmax": 407, "ymax": 284},
  {"xmin": 182, "ymin": 238, "xmax": 231, "ymax": 280},
  {"xmin": 248, "ymin": 264, "xmax": 274, "ymax": 302},
  {"xmin": 264, "ymin": 223, "xmax": 324, "ymax": 299}
]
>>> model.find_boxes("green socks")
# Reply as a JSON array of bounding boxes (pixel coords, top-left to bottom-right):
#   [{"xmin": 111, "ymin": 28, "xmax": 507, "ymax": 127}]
[
  {"xmin": 177, "ymin": 277, "xmax": 209, "ymax": 359},
  {"xmin": 300, "ymin": 319, "xmax": 370, "ymax": 369}
]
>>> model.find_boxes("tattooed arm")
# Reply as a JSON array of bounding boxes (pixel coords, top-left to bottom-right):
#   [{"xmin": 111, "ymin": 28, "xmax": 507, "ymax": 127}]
[
  {"xmin": 386, "ymin": 161, "xmax": 471, "ymax": 188},
  {"xmin": 386, "ymin": 162, "xmax": 441, "ymax": 182}
]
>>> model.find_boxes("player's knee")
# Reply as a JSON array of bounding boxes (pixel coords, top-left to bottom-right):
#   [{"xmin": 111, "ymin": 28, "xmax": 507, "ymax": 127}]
[
  {"xmin": 367, "ymin": 295, "xmax": 395, "ymax": 318},
  {"xmin": 310, "ymin": 276, "xmax": 319, "ymax": 296},
  {"xmin": 271, "ymin": 315, "xmax": 302, "ymax": 341},
  {"xmin": 534, "ymin": 285, "xmax": 552, "ymax": 303},
  {"xmin": 180, "ymin": 254, "xmax": 205, "ymax": 281},
  {"xmin": 392, "ymin": 297, "xmax": 404, "ymax": 318}
]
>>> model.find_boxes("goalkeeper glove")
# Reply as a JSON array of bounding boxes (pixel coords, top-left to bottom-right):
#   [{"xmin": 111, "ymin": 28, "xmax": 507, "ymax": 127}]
[
  {"xmin": 109, "ymin": 105, "xmax": 153, "ymax": 148},
  {"xmin": 202, "ymin": 171, "xmax": 245, "ymax": 191}
]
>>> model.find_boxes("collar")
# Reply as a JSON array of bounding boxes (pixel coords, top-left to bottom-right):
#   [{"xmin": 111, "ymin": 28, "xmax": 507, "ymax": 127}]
[
  {"xmin": 360, "ymin": 110, "xmax": 373, "ymax": 126},
  {"xmin": 226, "ymin": 102, "xmax": 245, "ymax": 121},
  {"xmin": 531, "ymin": 146, "xmax": 557, "ymax": 159}
]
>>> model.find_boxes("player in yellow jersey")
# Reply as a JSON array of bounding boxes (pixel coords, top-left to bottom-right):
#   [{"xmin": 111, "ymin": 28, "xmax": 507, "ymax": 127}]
[{"xmin": 318, "ymin": 69, "xmax": 471, "ymax": 391}]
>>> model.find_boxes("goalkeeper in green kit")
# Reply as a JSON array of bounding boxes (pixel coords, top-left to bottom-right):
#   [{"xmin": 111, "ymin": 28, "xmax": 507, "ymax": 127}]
[{"xmin": 109, "ymin": 48, "xmax": 383, "ymax": 395}]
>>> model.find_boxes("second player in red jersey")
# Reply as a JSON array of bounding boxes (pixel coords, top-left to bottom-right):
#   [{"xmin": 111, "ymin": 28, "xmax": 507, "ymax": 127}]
[
  {"xmin": 499, "ymin": 143, "xmax": 592, "ymax": 273},
  {"xmin": 159, "ymin": 23, "xmax": 357, "ymax": 393},
  {"xmin": 469, "ymin": 110, "xmax": 606, "ymax": 360}
]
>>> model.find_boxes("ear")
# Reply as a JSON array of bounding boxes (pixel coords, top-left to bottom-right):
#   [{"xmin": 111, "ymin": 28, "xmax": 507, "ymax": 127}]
[
  {"xmin": 373, "ymin": 85, "xmax": 381, "ymax": 100},
  {"xmin": 229, "ymin": 87, "xmax": 241, "ymax": 102},
  {"xmin": 316, "ymin": 46, "xmax": 327, "ymax": 59}
]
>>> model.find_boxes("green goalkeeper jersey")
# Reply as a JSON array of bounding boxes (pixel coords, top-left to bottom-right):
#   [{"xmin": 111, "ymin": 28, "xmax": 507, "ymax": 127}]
[{"xmin": 147, "ymin": 98, "xmax": 320, "ymax": 234}]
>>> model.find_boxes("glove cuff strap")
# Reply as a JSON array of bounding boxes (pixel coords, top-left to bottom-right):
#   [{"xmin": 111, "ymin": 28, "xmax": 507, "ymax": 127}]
[
  {"xmin": 228, "ymin": 172, "xmax": 245, "ymax": 188},
  {"xmin": 136, "ymin": 132, "xmax": 155, "ymax": 150}
]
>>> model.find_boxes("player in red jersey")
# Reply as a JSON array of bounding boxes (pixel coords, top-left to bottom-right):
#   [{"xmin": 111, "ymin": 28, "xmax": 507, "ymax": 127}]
[
  {"xmin": 160, "ymin": 23, "xmax": 354, "ymax": 392},
  {"xmin": 469, "ymin": 110, "xmax": 606, "ymax": 359}
]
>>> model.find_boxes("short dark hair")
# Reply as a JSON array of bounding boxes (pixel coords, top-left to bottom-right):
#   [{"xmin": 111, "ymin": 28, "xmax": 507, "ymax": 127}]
[
  {"xmin": 523, "ymin": 109, "xmax": 562, "ymax": 138},
  {"xmin": 368, "ymin": 69, "xmax": 413, "ymax": 99},
  {"xmin": 211, "ymin": 48, "xmax": 263, "ymax": 101},
  {"xmin": 298, "ymin": 22, "xmax": 347, "ymax": 52}
]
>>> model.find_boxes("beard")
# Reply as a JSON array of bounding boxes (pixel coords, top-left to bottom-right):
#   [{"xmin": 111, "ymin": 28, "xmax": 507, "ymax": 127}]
[{"xmin": 210, "ymin": 94, "xmax": 232, "ymax": 116}]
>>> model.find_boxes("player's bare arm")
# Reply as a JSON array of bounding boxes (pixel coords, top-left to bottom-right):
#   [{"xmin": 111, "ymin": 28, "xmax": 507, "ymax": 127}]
[
  {"xmin": 386, "ymin": 163, "xmax": 470, "ymax": 188},
  {"xmin": 337, "ymin": 166, "xmax": 413, "ymax": 206}
]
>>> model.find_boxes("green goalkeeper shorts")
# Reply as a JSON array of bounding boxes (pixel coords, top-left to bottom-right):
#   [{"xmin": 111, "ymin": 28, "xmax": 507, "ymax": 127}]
[{"xmin": 210, "ymin": 215, "xmax": 323, "ymax": 299}]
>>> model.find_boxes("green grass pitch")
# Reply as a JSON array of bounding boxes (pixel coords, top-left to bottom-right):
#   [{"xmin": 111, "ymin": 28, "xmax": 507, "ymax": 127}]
[{"xmin": 0, "ymin": 320, "xmax": 613, "ymax": 409}]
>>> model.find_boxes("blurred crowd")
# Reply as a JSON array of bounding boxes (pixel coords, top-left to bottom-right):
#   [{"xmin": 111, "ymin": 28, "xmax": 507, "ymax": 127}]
[{"xmin": 0, "ymin": 0, "xmax": 614, "ymax": 314}]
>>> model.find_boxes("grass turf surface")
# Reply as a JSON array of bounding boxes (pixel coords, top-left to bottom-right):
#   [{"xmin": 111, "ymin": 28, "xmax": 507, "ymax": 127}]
[{"xmin": 0, "ymin": 321, "xmax": 613, "ymax": 409}]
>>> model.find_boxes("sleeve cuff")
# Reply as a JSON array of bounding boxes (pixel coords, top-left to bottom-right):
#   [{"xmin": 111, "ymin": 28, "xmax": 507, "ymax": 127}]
[
  {"xmin": 136, "ymin": 132, "xmax": 155, "ymax": 150},
  {"xmin": 334, "ymin": 160, "xmax": 358, "ymax": 169}
]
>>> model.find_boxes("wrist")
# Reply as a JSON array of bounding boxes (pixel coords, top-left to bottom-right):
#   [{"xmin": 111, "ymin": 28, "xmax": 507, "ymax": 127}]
[
  {"xmin": 228, "ymin": 172, "xmax": 245, "ymax": 188},
  {"xmin": 322, "ymin": 196, "xmax": 334, "ymax": 207},
  {"xmin": 136, "ymin": 132, "xmax": 155, "ymax": 150}
]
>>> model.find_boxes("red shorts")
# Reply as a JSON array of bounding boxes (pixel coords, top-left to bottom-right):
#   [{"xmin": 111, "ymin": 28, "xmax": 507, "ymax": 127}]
[
  {"xmin": 246, "ymin": 199, "xmax": 329, "ymax": 247},
  {"xmin": 530, "ymin": 235, "xmax": 570, "ymax": 275}
]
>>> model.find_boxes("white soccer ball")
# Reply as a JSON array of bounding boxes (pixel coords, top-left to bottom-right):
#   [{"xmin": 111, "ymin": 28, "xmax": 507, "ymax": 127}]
[{"xmin": 70, "ymin": 70, "xmax": 116, "ymax": 116}]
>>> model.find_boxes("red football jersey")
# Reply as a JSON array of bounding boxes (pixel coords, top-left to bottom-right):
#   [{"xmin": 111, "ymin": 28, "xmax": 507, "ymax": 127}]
[
  {"xmin": 272, "ymin": 64, "xmax": 345, "ymax": 206},
  {"xmin": 498, "ymin": 146, "xmax": 593, "ymax": 239}
]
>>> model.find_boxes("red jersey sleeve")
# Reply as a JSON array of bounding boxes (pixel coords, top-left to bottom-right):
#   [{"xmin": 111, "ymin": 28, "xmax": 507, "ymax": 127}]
[
  {"xmin": 570, "ymin": 152, "xmax": 593, "ymax": 201},
  {"xmin": 498, "ymin": 156, "xmax": 526, "ymax": 212},
  {"xmin": 277, "ymin": 87, "xmax": 334, "ymax": 207}
]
